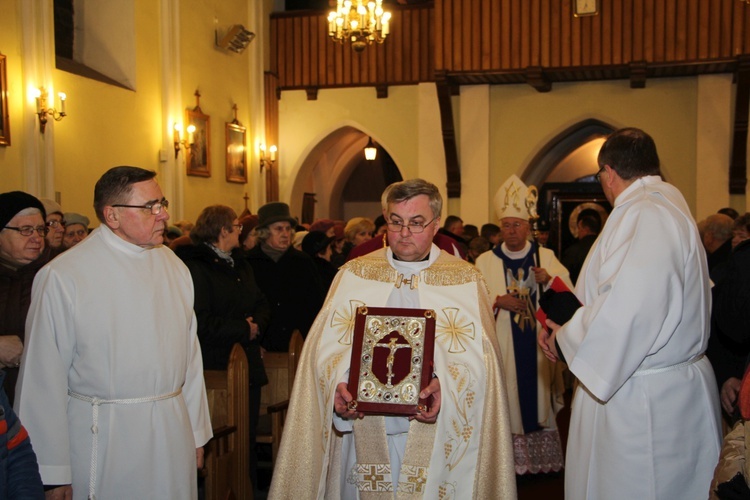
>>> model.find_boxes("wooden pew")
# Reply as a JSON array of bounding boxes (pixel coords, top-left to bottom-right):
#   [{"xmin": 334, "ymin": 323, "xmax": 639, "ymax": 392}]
[
  {"xmin": 202, "ymin": 344, "xmax": 251, "ymax": 500},
  {"xmin": 257, "ymin": 330, "xmax": 304, "ymax": 466}
]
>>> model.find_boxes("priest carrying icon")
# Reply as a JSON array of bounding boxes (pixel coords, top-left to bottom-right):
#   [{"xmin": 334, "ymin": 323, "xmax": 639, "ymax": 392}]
[{"xmin": 268, "ymin": 178, "xmax": 516, "ymax": 499}]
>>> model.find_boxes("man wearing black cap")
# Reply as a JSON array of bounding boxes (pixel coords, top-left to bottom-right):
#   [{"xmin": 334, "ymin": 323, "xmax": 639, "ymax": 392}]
[
  {"xmin": 245, "ymin": 202, "xmax": 324, "ymax": 351},
  {"xmin": 0, "ymin": 191, "xmax": 54, "ymax": 404}
]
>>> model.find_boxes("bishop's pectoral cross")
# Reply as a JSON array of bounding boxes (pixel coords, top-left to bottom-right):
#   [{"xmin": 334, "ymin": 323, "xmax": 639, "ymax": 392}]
[
  {"xmin": 375, "ymin": 337, "xmax": 411, "ymax": 388},
  {"xmin": 509, "ymin": 269, "xmax": 535, "ymax": 330}
]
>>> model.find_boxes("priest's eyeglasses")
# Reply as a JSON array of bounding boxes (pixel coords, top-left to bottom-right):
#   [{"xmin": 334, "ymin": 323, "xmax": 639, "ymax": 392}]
[
  {"xmin": 4, "ymin": 225, "xmax": 49, "ymax": 236},
  {"xmin": 595, "ymin": 166, "xmax": 606, "ymax": 182},
  {"xmin": 112, "ymin": 198, "xmax": 169, "ymax": 215},
  {"xmin": 387, "ymin": 217, "xmax": 437, "ymax": 234},
  {"xmin": 46, "ymin": 219, "xmax": 66, "ymax": 228}
]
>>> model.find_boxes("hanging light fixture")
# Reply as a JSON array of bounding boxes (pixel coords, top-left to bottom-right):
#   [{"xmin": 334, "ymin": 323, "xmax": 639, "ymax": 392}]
[
  {"xmin": 328, "ymin": 0, "xmax": 392, "ymax": 53},
  {"xmin": 364, "ymin": 137, "xmax": 377, "ymax": 160}
]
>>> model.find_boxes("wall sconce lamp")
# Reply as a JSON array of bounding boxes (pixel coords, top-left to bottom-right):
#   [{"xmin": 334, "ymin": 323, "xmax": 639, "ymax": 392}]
[
  {"xmin": 35, "ymin": 87, "xmax": 67, "ymax": 133},
  {"xmin": 173, "ymin": 123, "xmax": 196, "ymax": 158},
  {"xmin": 364, "ymin": 137, "xmax": 377, "ymax": 160},
  {"xmin": 259, "ymin": 144, "xmax": 277, "ymax": 172}
]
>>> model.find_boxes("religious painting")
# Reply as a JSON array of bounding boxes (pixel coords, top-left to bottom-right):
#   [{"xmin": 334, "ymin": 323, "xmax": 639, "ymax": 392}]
[
  {"xmin": 225, "ymin": 122, "xmax": 247, "ymax": 183},
  {"xmin": 0, "ymin": 54, "xmax": 10, "ymax": 146},
  {"xmin": 186, "ymin": 107, "xmax": 210, "ymax": 177}
]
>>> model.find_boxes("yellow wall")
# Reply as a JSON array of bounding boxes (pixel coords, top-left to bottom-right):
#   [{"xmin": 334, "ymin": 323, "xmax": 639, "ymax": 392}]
[
  {"xmin": 0, "ymin": 0, "xmax": 258, "ymax": 227},
  {"xmin": 0, "ymin": 0, "xmax": 25, "ymax": 190},
  {"xmin": 51, "ymin": 1, "xmax": 164, "ymax": 223},
  {"xmin": 179, "ymin": 0, "xmax": 256, "ymax": 222},
  {"xmin": 489, "ymin": 78, "xmax": 698, "ymax": 215}
]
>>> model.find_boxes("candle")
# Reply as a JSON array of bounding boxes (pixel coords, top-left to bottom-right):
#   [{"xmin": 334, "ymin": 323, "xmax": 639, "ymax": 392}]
[
  {"xmin": 270, "ymin": 145, "xmax": 277, "ymax": 161},
  {"xmin": 58, "ymin": 92, "xmax": 66, "ymax": 114}
]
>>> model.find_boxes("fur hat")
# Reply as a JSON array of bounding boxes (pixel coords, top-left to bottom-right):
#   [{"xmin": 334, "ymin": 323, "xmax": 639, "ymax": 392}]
[
  {"xmin": 0, "ymin": 191, "xmax": 46, "ymax": 229},
  {"xmin": 494, "ymin": 175, "xmax": 532, "ymax": 221},
  {"xmin": 257, "ymin": 202, "xmax": 296, "ymax": 229}
]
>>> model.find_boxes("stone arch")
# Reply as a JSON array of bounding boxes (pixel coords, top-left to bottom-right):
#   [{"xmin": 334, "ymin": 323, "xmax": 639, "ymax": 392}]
[
  {"xmin": 522, "ymin": 118, "xmax": 615, "ymax": 185},
  {"xmin": 287, "ymin": 124, "xmax": 400, "ymax": 221}
]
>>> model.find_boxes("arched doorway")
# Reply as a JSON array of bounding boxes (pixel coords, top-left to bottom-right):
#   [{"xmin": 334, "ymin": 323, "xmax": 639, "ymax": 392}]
[
  {"xmin": 289, "ymin": 127, "xmax": 402, "ymax": 223},
  {"xmin": 527, "ymin": 119, "xmax": 615, "ymax": 256}
]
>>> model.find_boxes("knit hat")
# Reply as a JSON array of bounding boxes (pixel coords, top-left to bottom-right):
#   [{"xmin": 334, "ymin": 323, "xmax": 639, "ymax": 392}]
[
  {"xmin": 0, "ymin": 191, "xmax": 46, "ymax": 229},
  {"xmin": 302, "ymin": 230, "xmax": 333, "ymax": 257},
  {"xmin": 40, "ymin": 198, "xmax": 63, "ymax": 217},
  {"xmin": 257, "ymin": 202, "xmax": 296, "ymax": 229},
  {"xmin": 494, "ymin": 175, "xmax": 534, "ymax": 221},
  {"xmin": 64, "ymin": 212, "xmax": 90, "ymax": 229}
]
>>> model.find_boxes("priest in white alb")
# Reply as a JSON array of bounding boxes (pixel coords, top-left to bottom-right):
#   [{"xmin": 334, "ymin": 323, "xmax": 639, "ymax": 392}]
[
  {"xmin": 539, "ymin": 128, "xmax": 722, "ymax": 499},
  {"xmin": 269, "ymin": 178, "xmax": 516, "ymax": 499},
  {"xmin": 15, "ymin": 167, "xmax": 212, "ymax": 500}
]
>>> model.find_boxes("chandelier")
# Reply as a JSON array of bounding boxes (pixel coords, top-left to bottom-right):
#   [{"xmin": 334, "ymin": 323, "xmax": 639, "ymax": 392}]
[{"xmin": 328, "ymin": 0, "xmax": 392, "ymax": 53}]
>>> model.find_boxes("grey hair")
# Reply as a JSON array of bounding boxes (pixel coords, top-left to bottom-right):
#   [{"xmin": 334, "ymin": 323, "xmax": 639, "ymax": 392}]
[{"xmin": 380, "ymin": 179, "xmax": 442, "ymax": 219}]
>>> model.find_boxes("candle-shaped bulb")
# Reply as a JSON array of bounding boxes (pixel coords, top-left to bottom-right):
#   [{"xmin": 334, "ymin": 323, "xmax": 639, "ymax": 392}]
[
  {"xmin": 58, "ymin": 92, "xmax": 66, "ymax": 114},
  {"xmin": 187, "ymin": 124, "xmax": 196, "ymax": 144},
  {"xmin": 270, "ymin": 145, "xmax": 277, "ymax": 161}
]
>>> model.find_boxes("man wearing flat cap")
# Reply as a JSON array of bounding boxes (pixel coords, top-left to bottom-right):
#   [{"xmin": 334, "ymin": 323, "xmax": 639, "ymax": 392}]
[
  {"xmin": 246, "ymin": 202, "xmax": 324, "ymax": 351},
  {"xmin": 0, "ymin": 191, "xmax": 54, "ymax": 404},
  {"xmin": 62, "ymin": 212, "xmax": 90, "ymax": 249}
]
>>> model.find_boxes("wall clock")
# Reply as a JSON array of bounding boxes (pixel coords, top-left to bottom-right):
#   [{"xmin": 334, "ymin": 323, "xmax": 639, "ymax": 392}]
[{"xmin": 574, "ymin": 0, "xmax": 598, "ymax": 17}]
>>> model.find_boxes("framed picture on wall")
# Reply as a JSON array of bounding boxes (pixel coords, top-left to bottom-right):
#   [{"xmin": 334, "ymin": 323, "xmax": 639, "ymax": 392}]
[
  {"xmin": 186, "ymin": 106, "xmax": 210, "ymax": 177},
  {"xmin": 0, "ymin": 54, "xmax": 10, "ymax": 146},
  {"xmin": 225, "ymin": 122, "xmax": 247, "ymax": 183}
]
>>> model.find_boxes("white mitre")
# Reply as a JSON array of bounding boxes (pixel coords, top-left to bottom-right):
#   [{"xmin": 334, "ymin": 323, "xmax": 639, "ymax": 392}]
[{"xmin": 494, "ymin": 174, "xmax": 530, "ymax": 221}]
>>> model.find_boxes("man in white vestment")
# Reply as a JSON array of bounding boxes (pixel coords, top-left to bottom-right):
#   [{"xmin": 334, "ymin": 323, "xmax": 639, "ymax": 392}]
[
  {"xmin": 475, "ymin": 174, "xmax": 570, "ymax": 475},
  {"xmin": 15, "ymin": 166, "xmax": 212, "ymax": 500},
  {"xmin": 269, "ymin": 179, "xmax": 516, "ymax": 499},
  {"xmin": 539, "ymin": 128, "xmax": 722, "ymax": 499}
]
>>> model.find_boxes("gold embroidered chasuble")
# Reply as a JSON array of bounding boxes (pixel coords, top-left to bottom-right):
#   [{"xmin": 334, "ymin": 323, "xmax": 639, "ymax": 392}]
[{"xmin": 268, "ymin": 248, "xmax": 516, "ymax": 499}]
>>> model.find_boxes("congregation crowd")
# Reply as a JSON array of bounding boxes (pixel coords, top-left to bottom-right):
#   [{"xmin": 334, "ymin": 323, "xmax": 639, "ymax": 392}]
[{"xmin": 1, "ymin": 127, "xmax": 750, "ymax": 498}]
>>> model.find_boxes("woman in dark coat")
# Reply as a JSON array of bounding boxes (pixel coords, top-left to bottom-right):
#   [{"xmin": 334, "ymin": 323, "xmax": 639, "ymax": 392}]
[{"xmin": 175, "ymin": 205, "xmax": 270, "ymax": 491}]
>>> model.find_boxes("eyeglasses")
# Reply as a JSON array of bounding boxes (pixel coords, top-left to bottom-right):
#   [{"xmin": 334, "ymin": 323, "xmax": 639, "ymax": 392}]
[
  {"xmin": 112, "ymin": 198, "xmax": 169, "ymax": 215},
  {"xmin": 232, "ymin": 224, "xmax": 243, "ymax": 232},
  {"xmin": 4, "ymin": 225, "xmax": 49, "ymax": 237},
  {"xmin": 386, "ymin": 217, "xmax": 437, "ymax": 234},
  {"xmin": 595, "ymin": 166, "xmax": 606, "ymax": 182},
  {"xmin": 501, "ymin": 221, "xmax": 527, "ymax": 231},
  {"xmin": 46, "ymin": 219, "xmax": 66, "ymax": 228}
]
